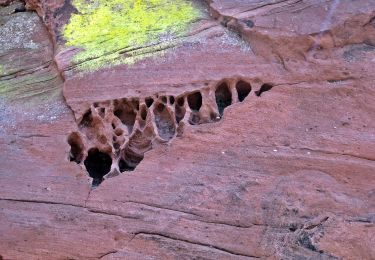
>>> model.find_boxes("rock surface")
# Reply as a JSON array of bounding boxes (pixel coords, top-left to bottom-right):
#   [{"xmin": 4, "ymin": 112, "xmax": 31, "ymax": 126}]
[{"xmin": 0, "ymin": 0, "xmax": 374, "ymax": 259}]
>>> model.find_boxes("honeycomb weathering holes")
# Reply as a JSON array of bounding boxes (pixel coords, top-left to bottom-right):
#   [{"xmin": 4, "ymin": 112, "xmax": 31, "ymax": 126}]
[{"xmin": 67, "ymin": 79, "xmax": 269, "ymax": 186}]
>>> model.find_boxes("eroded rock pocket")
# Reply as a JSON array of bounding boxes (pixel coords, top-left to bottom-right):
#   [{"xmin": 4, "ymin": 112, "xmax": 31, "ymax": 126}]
[
  {"xmin": 215, "ymin": 82, "xmax": 232, "ymax": 115},
  {"xmin": 154, "ymin": 102, "xmax": 176, "ymax": 140},
  {"xmin": 67, "ymin": 78, "xmax": 272, "ymax": 186},
  {"xmin": 84, "ymin": 148, "xmax": 112, "ymax": 187},
  {"xmin": 255, "ymin": 83, "xmax": 274, "ymax": 97},
  {"xmin": 236, "ymin": 80, "xmax": 252, "ymax": 102}
]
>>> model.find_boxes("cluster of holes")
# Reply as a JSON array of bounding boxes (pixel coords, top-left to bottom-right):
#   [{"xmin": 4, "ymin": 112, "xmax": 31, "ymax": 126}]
[{"xmin": 68, "ymin": 80, "xmax": 273, "ymax": 187}]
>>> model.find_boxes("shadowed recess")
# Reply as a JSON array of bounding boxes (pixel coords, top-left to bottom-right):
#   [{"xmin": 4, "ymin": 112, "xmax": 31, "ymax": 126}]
[
  {"xmin": 175, "ymin": 105, "xmax": 186, "ymax": 123},
  {"xmin": 145, "ymin": 97, "xmax": 154, "ymax": 108},
  {"xmin": 140, "ymin": 105, "xmax": 148, "ymax": 121},
  {"xmin": 114, "ymin": 99, "xmax": 138, "ymax": 134},
  {"xmin": 187, "ymin": 92, "xmax": 202, "ymax": 111},
  {"xmin": 84, "ymin": 148, "xmax": 112, "ymax": 186},
  {"xmin": 255, "ymin": 83, "xmax": 274, "ymax": 97},
  {"xmin": 215, "ymin": 82, "xmax": 232, "ymax": 115},
  {"xmin": 139, "ymin": 105, "xmax": 148, "ymax": 128},
  {"xmin": 67, "ymin": 132, "xmax": 84, "ymax": 164},
  {"xmin": 169, "ymin": 96, "xmax": 175, "ymax": 105},
  {"xmin": 153, "ymin": 103, "xmax": 176, "ymax": 140},
  {"xmin": 161, "ymin": 96, "xmax": 168, "ymax": 104},
  {"xmin": 236, "ymin": 80, "xmax": 252, "ymax": 102},
  {"xmin": 119, "ymin": 129, "xmax": 152, "ymax": 171},
  {"xmin": 177, "ymin": 96, "xmax": 185, "ymax": 106},
  {"xmin": 119, "ymin": 158, "xmax": 136, "ymax": 172},
  {"xmin": 79, "ymin": 110, "xmax": 93, "ymax": 128}
]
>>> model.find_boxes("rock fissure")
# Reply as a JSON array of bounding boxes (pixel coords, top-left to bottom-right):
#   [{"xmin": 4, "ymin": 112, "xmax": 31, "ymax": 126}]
[
  {"xmin": 114, "ymin": 199, "xmax": 202, "ymax": 217},
  {"xmin": 294, "ymin": 147, "xmax": 375, "ymax": 162},
  {"xmin": 131, "ymin": 231, "xmax": 261, "ymax": 258},
  {"xmin": 0, "ymin": 198, "xmax": 85, "ymax": 208},
  {"xmin": 98, "ymin": 250, "xmax": 118, "ymax": 259},
  {"xmin": 87, "ymin": 209, "xmax": 141, "ymax": 221},
  {"xmin": 182, "ymin": 217, "xmax": 297, "ymax": 231}
]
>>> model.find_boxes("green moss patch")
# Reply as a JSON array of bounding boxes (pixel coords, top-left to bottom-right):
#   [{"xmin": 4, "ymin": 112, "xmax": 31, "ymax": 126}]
[{"xmin": 63, "ymin": 0, "xmax": 200, "ymax": 71}]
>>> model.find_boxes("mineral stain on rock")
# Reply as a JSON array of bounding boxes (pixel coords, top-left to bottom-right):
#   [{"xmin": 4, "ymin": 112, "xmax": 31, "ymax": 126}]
[{"xmin": 63, "ymin": 0, "xmax": 200, "ymax": 71}]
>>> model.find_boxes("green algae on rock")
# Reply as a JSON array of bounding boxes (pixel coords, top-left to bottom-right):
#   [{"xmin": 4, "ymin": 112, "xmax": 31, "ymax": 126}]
[{"xmin": 63, "ymin": 0, "xmax": 200, "ymax": 71}]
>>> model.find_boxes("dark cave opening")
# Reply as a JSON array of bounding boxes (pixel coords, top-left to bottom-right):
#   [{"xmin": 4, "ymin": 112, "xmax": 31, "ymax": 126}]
[
  {"xmin": 187, "ymin": 92, "xmax": 202, "ymax": 112},
  {"xmin": 145, "ymin": 97, "xmax": 154, "ymax": 108},
  {"xmin": 84, "ymin": 148, "xmax": 112, "ymax": 186},
  {"xmin": 67, "ymin": 132, "xmax": 84, "ymax": 164},
  {"xmin": 255, "ymin": 83, "xmax": 274, "ymax": 97},
  {"xmin": 79, "ymin": 110, "xmax": 93, "ymax": 128},
  {"xmin": 119, "ymin": 158, "xmax": 136, "ymax": 172},
  {"xmin": 175, "ymin": 105, "xmax": 186, "ymax": 123},
  {"xmin": 215, "ymin": 82, "xmax": 232, "ymax": 115},
  {"xmin": 177, "ymin": 96, "xmax": 185, "ymax": 107},
  {"xmin": 114, "ymin": 106, "xmax": 137, "ymax": 134},
  {"xmin": 140, "ymin": 105, "xmax": 148, "ymax": 121},
  {"xmin": 169, "ymin": 96, "xmax": 175, "ymax": 105},
  {"xmin": 154, "ymin": 102, "xmax": 176, "ymax": 140},
  {"xmin": 236, "ymin": 80, "xmax": 252, "ymax": 102}
]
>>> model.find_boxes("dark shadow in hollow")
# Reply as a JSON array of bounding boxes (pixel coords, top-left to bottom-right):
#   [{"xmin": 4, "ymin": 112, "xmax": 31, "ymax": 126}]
[
  {"xmin": 153, "ymin": 103, "xmax": 176, "ymax": 140},
  {"xmin": 145, "ymin": 97, "xmax": 154, "ymax": 108},
  {"xmin": 84, "ymin": 148, "xmax": 112, "ymax": 187},
  {"xmin": 255, "ymin": 83, "xmax": 274, "ymax": 97},
  {"xmin": 114, "ymin": 101, "xmax": 137, "ymax": 134},
  {"xmin": 215, "ymin": 82, "xmax": 232, "ymax": 115},
  {"xmin": 175, "ymin": 105, "xmax": 186, "ymax": 123},
  {"xmin": 67, "ymin": 132, "xmax": 84, "ymax": 164},
  {"xmin": 187, "ymin": 92, "xmax": 202, "ymax": 112},
  {"xmin": 236, "ymin": 80, "xmax": 252, "ymax": 102},
  {"xmin": 119, "ymin": 158, "xmax": 136, "ymax": 172}
]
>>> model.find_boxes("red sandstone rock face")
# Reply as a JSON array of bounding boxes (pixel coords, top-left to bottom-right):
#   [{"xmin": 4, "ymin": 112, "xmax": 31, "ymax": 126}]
[{"xmin": 0, "ymin": 0, "xmax": 375, "ymax": 259}]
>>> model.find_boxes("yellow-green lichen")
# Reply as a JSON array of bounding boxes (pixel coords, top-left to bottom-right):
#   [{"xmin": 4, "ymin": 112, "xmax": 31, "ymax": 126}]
[{"xmin": 63, "ymin": 0, "xmax": 200, "ymax": 71}]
